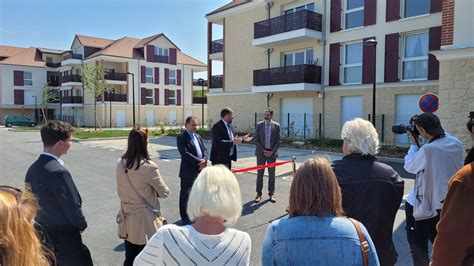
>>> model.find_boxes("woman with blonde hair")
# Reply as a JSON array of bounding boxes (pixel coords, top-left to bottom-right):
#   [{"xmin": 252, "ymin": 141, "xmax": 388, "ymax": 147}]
[
  {"xmin": 134, "ymin": 165, "xmax": 251, "ymax": 265},
  {"xmin": 116, "ymin": 127, "xmax": 170, "ymax": 266},
  {"xmin": 262, "ymin": 157, "xmax": 379, "ymax": 265},
  {"xmin": 0, "ymin": 186, "xmax": 52, "ymax": 266}
]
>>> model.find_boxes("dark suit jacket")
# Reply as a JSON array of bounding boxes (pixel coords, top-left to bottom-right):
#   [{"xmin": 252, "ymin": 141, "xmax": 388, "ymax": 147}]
[
  {"xmin": 177, "ymin": 130, "xmax": 208, "ymax": 179},
  {"xmin": 25, "ymin": 154, "xmax": 87, "ymax": 231},
  {"xmin": 210, "ymin": 120, "xmax": 237, "ymax": 164},
  {"xmin": 254, "ymin": 120, "xmax": 281, "ymax": 158}
]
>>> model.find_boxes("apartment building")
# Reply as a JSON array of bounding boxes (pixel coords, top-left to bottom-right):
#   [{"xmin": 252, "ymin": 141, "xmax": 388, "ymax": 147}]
[
  {"xmin": 0, "ymin": 33, "xmax": 207, "ymax": 127},
  {"xmin": 206, "ymin": 0, "xmax": 447, "ymax": 145}
]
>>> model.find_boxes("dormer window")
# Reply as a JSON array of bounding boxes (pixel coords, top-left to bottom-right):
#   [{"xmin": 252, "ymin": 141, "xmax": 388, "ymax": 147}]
[{"xmin": 154, "ymin": 47, "xmax": 169, "ymax": 57}]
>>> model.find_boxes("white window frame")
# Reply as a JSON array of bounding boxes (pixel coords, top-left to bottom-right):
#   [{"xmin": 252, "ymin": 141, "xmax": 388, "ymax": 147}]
[
  {"xmin": 402, "ymin": 0, "xmax": 430, "ymax": 19},
  {"xmin": 401, "ymin": 31, "xmax": 429, "ymax": 81},
  {"xmin": 283, "ymin": 2, "xmax": 315, "ymax": 14},
  {"xmin": 341, "ymin": 41, "xmax": 363, "ymax": 85},
  {"xmin": 145, "ymin": 89, "xmax": 154, "ymax": 105},
  {"xmin": 154, "ymin": 47, "xmax": 169, "ymax": 57},
  {"xmin": 169, "ymin": 70, "xmax": 176, "ymax": 85},
  {"xmin": 168, "ymin": 89, "xmax": 176, "ymax": 105},
  {"xmin": 24, "ymin": 71, "xmax": 33, "ymax": 86},
  {"xmin": 282, "ymin": 48, "xmax": 314, "ymax": 66},
  {"xmin": 145, "ymin": 67, "xmax": 154, "ymax": 83},
  {"xmin": 343, "ymin": 0, "xmax": 364, "ymax": 30}
]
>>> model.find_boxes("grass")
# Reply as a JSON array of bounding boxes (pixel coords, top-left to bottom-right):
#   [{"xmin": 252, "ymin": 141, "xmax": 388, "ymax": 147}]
[{"xmin": 9, "ymin": 126, "xmax": 40, "ymax": 131}]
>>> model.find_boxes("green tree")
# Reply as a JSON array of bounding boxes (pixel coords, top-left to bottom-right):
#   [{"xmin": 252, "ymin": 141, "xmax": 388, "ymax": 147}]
[
  {"xmin": 82, "ymin": 63, "xmax": 107, "ymax": 130},
  {"xmin": 41, "ymin": 83, "xmax": 58, "ymax": 123}
]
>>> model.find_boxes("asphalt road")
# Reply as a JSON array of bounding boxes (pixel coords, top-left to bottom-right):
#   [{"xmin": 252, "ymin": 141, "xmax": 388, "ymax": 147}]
[{"xmin": 0, "ymin": 128, "xmax": 415, "ymax": 265}]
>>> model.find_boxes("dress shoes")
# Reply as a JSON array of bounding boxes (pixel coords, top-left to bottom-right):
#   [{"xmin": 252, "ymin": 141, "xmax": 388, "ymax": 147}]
[
  {"xmin": 269, "ymin": 195, "xmax": 276, "ymax": 203},
  {"xmin": 254, "ymin": 194, "xmax": 262, "ymax": 203}
]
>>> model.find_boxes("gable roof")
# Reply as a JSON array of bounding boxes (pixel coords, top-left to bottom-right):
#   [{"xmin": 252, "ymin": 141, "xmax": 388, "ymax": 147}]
[
  {"xmin": 86, "ymin": 37, "xmax": 144, "ymax": 60},
  {"xmin": 0, "ymin": 47, "xmax": 45, "ymax": 67},
  {"xmin": 75, "ymin": 34, "xmax": 114, "ymax": 48},
  {"xmin": 177, "ymin": 52, "xmax": 206, "ymax": 67},
  {"xmin": 0, "ymin": 45, "xmax": 26, "ymax": 58},
  {"xmin": 133, "ymin": 33, "xmax": 181, "ymax": 50},
  {"xmin": 206, "ymin": 0, "xmax": 251, "ymax": 16}
]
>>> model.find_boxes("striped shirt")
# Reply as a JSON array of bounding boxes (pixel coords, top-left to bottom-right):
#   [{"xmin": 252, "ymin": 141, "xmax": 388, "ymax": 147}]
[{"xmin": 133, "ymin": 224, "xmax": 251, "ymax": 266}]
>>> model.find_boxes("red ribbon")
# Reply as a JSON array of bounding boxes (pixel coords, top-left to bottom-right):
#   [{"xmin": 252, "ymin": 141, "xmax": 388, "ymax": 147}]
[{"xmin": 231, "ymin": 160, "xmax": 293, "ymax": 174}]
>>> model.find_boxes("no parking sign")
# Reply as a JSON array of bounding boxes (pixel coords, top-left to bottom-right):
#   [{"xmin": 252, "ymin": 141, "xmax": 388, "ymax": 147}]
[{"xmin": 419, "ymin": 93, "xmax": 439, "ymax": 113}]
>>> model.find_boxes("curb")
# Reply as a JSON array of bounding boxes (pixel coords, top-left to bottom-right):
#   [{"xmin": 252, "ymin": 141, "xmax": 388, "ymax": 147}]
[{"xmin": 72, "ymin": 136, "xmax": 128, "ymax": 142}]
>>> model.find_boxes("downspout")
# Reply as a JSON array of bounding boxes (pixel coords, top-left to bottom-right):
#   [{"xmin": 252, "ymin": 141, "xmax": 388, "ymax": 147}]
[
  {"xmin": 182, "ymin": 64, "xmax": 185, "ymax": 124},
  {"xmin": 265, "ymin": 1, "xmax": 274, "ymax": 69},
  {"xmin": 320, "ymin": 0, "xmax": 327, "ymax": 139}
]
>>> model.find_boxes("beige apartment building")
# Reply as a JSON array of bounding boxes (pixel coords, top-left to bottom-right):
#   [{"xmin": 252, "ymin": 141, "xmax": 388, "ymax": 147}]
[
  {"xmin": 0, "ymin": 33, "xmax": 207, "ymax": 128},
  {"xmin": 204, "ymin": 0, "xmax": 471, "ymax": 146}
]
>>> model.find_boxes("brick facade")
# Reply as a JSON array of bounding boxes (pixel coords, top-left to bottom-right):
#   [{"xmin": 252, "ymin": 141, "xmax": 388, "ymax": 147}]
[{"xmin": 441, "ymin": 0, "xmax": 455, "ymax": 46}]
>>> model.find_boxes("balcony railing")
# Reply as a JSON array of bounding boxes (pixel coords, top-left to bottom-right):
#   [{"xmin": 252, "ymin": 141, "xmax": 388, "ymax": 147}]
[
  {"xmin": 210, "ymin": 39, "xmax": 223, "ymax": 54},
  {"xmin": 61, "ymin": 74, "xmax": 82, "ymax": 83},
  {"xmin": 193, "ymin": 79, "xmax": 208, "ymax": 86},
  {"xmin": 155, "ymin": 55, "xmax": 169, "ymax": 63},
  {"xmin": 104, "ymin": 72, "xmax": 127, "ymax": 81},
  {"xmin": 62, "ymin": 96, "xmax": 83, "ymax": 104},
  {"xmin": 253, "ymin": 64, "xmax": 322, "ymax": 86},
  {"xmin": 46, "ymin": 62, "xmax": 61, "ymax": 68},
  {"xmin": 210, "ymin": 75, "xmax": 223, "ymax": 88},
  {"xmin": 101, "ymin": 93, "xmax": 128, "ymax": 102},
  {"xmin": 192, "ymin": 97, "xmax": 207, "ymax": 104},
  {"xmin": 48, "ymin": 80, "xmax": 61, "ymax": 87},
  {"xmin": 63, "ymin": 53, "xmax": 83, "ymax": 60},
  {"xmin": 254, "ymin": 10, "xmax": 322, "ymax": 39}
]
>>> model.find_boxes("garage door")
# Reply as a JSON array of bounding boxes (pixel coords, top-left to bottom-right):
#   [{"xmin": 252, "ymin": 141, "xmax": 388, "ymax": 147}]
[
  {"xmin": 116, "ymin": 110, "xmax": 126, "ymax": 127},
  {"xmin": 340, "ymin": 96, "xmax": 363, "ymax": 127},
  {"xmin": 280, "ymin": 98, "xmax": 313, "ymax": 137},
  {"xmin": 395, "ymin": 94, "xmax": 422, "ymax": 145},
  {"xmin": 146, "ymin": 110, "xmax": 155, "ymax": 127}
]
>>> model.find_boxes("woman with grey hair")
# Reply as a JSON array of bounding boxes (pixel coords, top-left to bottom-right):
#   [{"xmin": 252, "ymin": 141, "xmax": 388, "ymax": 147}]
[
  {"xmin": 332, "ymin": 118, "xmax": 404, "ymax": 266},
  {"xmin": 133, "ymin": 165, "xmax": 251, "ymax": 265}
]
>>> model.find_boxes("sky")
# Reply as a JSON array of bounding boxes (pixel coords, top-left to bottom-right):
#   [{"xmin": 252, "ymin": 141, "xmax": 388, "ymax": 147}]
[{"xmin": 0, "ymin": 0, "xmax": 228, "ymax": 78}]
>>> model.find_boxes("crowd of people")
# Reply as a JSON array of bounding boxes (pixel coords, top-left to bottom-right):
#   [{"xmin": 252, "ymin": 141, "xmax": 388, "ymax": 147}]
[{"xmin": 0, "ymin": 109, "xmax": 473, "ymax": 266}]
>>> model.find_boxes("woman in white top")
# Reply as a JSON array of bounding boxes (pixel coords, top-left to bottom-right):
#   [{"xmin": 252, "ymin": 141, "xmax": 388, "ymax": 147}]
[{"xmin": 134, "ymin": 165, "xmax": 251, "ymax": 266}]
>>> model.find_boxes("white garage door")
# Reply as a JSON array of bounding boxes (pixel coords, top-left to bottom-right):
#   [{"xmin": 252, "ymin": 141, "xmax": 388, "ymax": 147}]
[
  {"xmin": 168, "ymin": 110, "xmax": 177, "ymax": 125},
  {"xmin": 280, "ymin": 98, "xmax": 313, "ymax": 137},
  {"xmin": 116, "ymin": 110, "xmax": 126, "ymax": 128},
  {"xmin": 395, "ymin": 94, "xmax": 422, "ymax": 145},
  {"xmin": 340, "ymin": 96, "xmax": 363, "ymax": 127},
  {"xmin": 146, "ymin": 110, "xmax": 155, "ymax": 127}
]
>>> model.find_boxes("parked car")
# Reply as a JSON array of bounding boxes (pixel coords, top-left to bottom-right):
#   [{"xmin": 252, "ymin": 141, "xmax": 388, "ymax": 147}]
[{"xmin": 4, "ymin": 115, "xmax": 37, "ymax": 127}]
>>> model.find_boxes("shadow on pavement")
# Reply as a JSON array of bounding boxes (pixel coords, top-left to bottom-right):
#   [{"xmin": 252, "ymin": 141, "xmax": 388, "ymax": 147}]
[
  {"xmin": 242, "ymin": 199, "xmax": 269, "ymax": 216},
  {"xmin": 113, "ymin": 242, "xmax": 124, "ymax": 252}
]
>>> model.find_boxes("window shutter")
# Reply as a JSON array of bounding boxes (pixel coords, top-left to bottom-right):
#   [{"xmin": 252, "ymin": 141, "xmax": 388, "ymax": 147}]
[
  {"xmin": 329, "ymin": 43, "xmax": 341, "ymax": 86},
  {"xmin": 14, "ymin": 71, "xmax": 24, "ymax": 86},
  {"xmin": 177, "ymin": 69, "xmax": 181, "ymax": 86},
  {"xmin": 141, "ymin": 87, "xmax": 146, "ymax": 105},
  {"xmin": 362, "ymin": 37, "xmax": 376, "ymax": 84},
  {"xmin": 364, "ymin": 0, "xmax": 376, "ymax": 26},
  {"xmin": 164, "ymin": 89, "xmax": 169, "ymax": 106},
  {"xmin": 177, "ymin": 90, "xmax": 181, "ymax": 106},
  {"xmin": 141, "ymin": 66, "xmax": 146, "ymax": 83},
  {"xmin": 14, "ymin": 89, "xmax": 24, "ymax": 105},
  {"xmin": 169, "ymin": 48, "xmax": 177, "ymax": 65},
  {"xmin": 386, "ymin": 0, "xmax": 400, "ymax": 22},
  {"xmin": 164, "ymin": 68, "xmax": 169, "ymax": 85},
  {"xmin": 428, "ymin": 26, "xmax": 441, "ymax": 80},
  {"xmin": 384, "ymin": 33, "xmax": 400, "ymax": 82},
  {"xmin": 154, "ymin": 88, "xmax": 160, "ymax": 105},
  {"xmin": 430, "ymin": 0, "xmax": 442, "ymax": 13},
  {"xmin": 330, "ymin": 0, "xmax": 341, "ymax": 32},
  {"xmin": 146, "ymin": 45, "xmax": 155, "ymax": 62},
  {"xmin": 154, "ymin": 67, "xmax": 159, "ymax": 84}
]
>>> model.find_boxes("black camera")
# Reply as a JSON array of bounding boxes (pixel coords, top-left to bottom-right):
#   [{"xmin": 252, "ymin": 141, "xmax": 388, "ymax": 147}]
[{"xmin": 392, "ymin": 116, "xmax": 419, "ymax": 136}]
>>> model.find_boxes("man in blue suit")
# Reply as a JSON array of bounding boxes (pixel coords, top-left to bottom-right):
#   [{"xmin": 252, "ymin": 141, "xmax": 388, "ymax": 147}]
[
  {"xmin": 177, "ymin": 116, "xmax": 208, "ymax": 225},
  {"xmin": 25, "ymin": 120, "xmax": 92, "ymax": 266}
]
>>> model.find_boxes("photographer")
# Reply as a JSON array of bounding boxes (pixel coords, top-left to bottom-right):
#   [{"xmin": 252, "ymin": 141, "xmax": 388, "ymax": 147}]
[{"xmin": 403, "ymin": 112, "xmax": 464, "ymax": 266}]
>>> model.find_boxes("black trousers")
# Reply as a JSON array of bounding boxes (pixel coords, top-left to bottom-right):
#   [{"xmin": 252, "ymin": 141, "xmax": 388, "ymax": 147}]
[
  {"xmin": 179, "ymin": 177, "xmax": 197, "ymax": 225},
  {"xmin": 39, "ymin": 226, "xmax": 93, "ymax": 266},
  {"xmin": 405, "ymin": 203, "xmax": 440, "ymax": 266},
  {"xmin": 124, "ymin": 240, "xmax": 145, "ymax": 266},
  {"xmin": 212, "ymin": 160, "xmax": 231, "ymax": 169}
]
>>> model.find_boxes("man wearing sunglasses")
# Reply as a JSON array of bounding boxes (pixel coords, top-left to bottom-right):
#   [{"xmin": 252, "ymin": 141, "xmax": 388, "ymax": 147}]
[{"xmin": 25, "ymin": 120, "xmax": 92, "ymax": 266}]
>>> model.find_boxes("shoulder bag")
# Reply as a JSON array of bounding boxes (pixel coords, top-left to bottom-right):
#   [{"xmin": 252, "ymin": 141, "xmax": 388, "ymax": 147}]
[{"xmin": 348, "ymin": 218, "xmax": 369, "ymax": 266}]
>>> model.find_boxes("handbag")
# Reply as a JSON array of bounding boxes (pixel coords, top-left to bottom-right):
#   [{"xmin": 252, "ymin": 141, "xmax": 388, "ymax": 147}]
[
  {"xmin": 348, "ymin": 218, "xmax": 369, "ymax": 266},
  {"xmin": 116, "ymin": 205, "xmax": 128, "ymax": 239}
]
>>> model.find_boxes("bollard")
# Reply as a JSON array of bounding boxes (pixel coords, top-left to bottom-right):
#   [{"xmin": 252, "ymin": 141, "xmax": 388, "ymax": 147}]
[{"xmin": 292, "ymin": 156, "xmax": 297, "ymax": 177}]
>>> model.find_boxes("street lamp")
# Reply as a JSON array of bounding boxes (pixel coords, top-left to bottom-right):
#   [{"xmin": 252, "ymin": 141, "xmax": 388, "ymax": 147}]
[
  {"xmin": 126, "ymin": 72, "xmax": 136, "ymax": 127},
  {"xmin": 32, "ymin": 95, "xmax": 38, "ymax": 123},
  {"xmin": 109, "ymin": 89, "xmax": 114, "ymax": 128},
  {"xmin": 364, "ymin": 38, "xmax": 377, "ymax": 128},
  {"xmin": 198, "ymin": 78, "xmax": 205, "ymax": 128}
]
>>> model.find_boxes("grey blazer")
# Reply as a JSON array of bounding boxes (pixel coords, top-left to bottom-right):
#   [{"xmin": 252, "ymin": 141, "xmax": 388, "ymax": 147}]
[{"xmin": 254, "ymin": 120, "xmax": 281, "ymax": 157}]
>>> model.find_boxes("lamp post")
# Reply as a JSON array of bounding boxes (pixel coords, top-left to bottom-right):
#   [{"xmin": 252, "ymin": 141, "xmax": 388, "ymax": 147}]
[
  {"xmin": 364, "ymin": 39, "xmax": 377, "ymax": 128},
  {"xmin": 126, "ymin": 72, "xmax": 135, "ymax": 127},
  {"xmin": 32, "ymin": 95, "xmax": 38, "ymax": 123},
  {"xmin": 109, "ymin": 89, "xmax": 114, "ymax": 128},
  {"xmin": 198, "ymin": 78, "xmax": 205, "ymax": 128}
]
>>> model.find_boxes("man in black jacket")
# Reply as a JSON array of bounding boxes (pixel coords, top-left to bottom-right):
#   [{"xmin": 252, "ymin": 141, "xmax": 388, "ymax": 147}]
[
  {"xmin": 332, "ymin": 118, "xmax": 404, "ymax": 266},
  {"xmin": 25, "ymin": 120, "xmax": 92, "ymax": 266},
  {"xmin": 177, "ymin": 116, "xmax": 208, "ymax": 225}
]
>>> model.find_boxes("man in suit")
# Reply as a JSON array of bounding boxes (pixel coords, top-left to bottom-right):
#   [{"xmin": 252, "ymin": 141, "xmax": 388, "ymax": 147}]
[
  {"xmin": 177, "ymin": 116, "xmax": 208, "ymax": 225},
  {"xmin": 25, "ymin": 120, "xmax": 92, "ymax": 266},
  {"xmin": 210, "ymin": 107, "xmax": 251, "ymax": 169},
  {"xmin": 254, "ymin": 108, "xmax": 281, "ymax": 203}
]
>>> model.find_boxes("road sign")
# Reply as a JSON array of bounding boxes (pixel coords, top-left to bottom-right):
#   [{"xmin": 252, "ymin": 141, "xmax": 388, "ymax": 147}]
[{"xmin": 419, "ymin": 93, "xmax": 439, "ymax": 113}]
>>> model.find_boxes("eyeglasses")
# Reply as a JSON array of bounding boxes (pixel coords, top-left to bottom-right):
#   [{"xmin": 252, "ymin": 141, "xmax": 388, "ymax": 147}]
[{"xmin": 0, "ymin": 185, "xmax": 22, "ymax": 201}]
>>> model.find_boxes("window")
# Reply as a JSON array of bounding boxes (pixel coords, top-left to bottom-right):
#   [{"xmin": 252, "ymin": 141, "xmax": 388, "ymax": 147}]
[
  {"xmin": 154, "ymin": 47, "xmax": 169, "ymax": 56},
  {"xmin": 344, "ymin": 0, "xmax": 364, "ymax": 29},
  {"xmin": 146, "ymin": 89, "xmax": 154, "ymax": 104},
  {"xmin": 283, "ymin": 49, "xmax": 314, "ymax": 66},
  {"xmin": 284, "ymin": 3, "xmax": 315, "ymax": 14},
  {"xmin": 169, "ymin": 70, "xmax": 176, "ymax": 85},
  {"xmin": 24, "ymin": 72, "xmax": 33, "ymax": 86},
  {"xmin": 402, "ymin": 32, "xmax": 428, "ymax": 80},
  {"xmin": 343, "ymin": 42, "xmax": 362, "ymax": 84},
  {"xmin": 146, "ymin": 67, "xmax": 154, "ymax": 83},
  {"xmin": 168, "ymin": 90, "xmax": 176, "ymax": 105},
  {"xmin": 404, "ymin": 0, "xmax": 429, "ymax": 18}
]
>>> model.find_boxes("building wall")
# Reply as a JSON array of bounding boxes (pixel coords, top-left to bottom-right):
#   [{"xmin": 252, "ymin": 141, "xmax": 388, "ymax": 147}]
[
  {"xmin": 0, "ymin": 65, "xmax": 47, "ymax": 107},
  {"xmin": 453, "ymin": 0, "xmax": 474, "ymax": 46}
]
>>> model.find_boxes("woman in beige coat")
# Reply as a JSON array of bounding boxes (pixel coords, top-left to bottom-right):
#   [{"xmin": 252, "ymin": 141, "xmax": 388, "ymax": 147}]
[{"xmin": 116, "ymin": 127, "xmax": 169, "ymax": 266}]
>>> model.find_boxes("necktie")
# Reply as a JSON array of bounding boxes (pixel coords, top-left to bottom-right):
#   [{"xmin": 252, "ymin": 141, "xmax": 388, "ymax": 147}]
[
  {"xmin": 265, "ymin": 122, "xmax": 271, "ymax": 149},
  {"xmin": 227, "ymin": 123, "xmax": 234, "ymax": 156}
]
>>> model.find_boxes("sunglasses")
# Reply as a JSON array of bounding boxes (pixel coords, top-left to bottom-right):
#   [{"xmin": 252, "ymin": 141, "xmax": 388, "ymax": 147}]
[{"xmin": 0, "ymin": 185, "xmax": 22, "ymax": 201}]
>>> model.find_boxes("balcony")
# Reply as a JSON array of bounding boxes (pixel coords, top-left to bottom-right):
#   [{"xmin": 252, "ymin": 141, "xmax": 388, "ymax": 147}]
[
  {"xmin": 192, "ymin": 97, "xmax": 208, "ymax": 104},
  {"xmin": 209, "ymin": 75, "xmax": 223, "ymax": 89},
  {"xmin": 209, "ymin": 39, "xmax": 223, "ymax": 60},
  {"xmin": 63, "ymin": 53, "xmax": 83, "ymax": 60},
  {"xmin": 48, "ymin": 80, "xmax": 61, "ymax": 87},
  {"xmin": 193, "ymin": 79, "xmax": 208, "ymax": 86},
  {"xmin": 62, "ymin": 96, "xmax": 83, "ymax": 104},
  {"xmin": 46, "ymin": 62, "xmax": 61, "ymax": 68},
  {"xmin": 253, "ymin": 10, "xmax": 323, "ymax": 48},
  {"xmin": 61, "ymin": 74, "xmax": 82, "ymax": 85},
  {"xmin": 104, "ymin": 72, "xmax": 127, "ymax": 85},
  {"xmin": 252, "ymin": 64, "xmax": 321, "ymax": 93},
  {"xmin": 100, "ymin": 92, "xmax": 128, "ymax": 102},
  {"xmin": 62, "ymin": 53, "xmax": 82, "ymax": 66}
]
